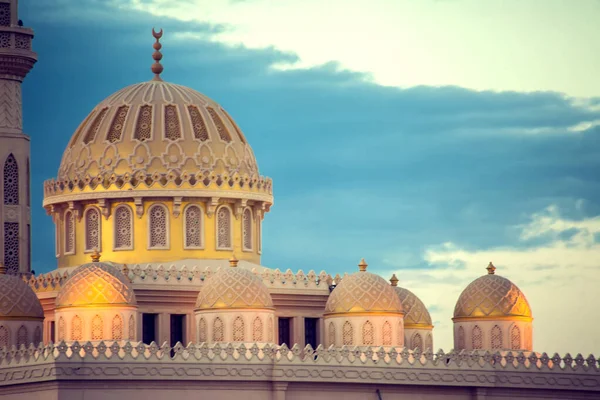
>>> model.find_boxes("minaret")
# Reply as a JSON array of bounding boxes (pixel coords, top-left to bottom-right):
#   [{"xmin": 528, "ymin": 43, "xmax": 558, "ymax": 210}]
[{"xmin": 0, "ymin": 0, "xmax": 37, "ymax": 275}]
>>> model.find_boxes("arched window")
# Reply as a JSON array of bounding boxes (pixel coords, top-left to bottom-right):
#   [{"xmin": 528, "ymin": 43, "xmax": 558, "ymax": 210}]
[
  {"xmin": 128, "ymin": 315, "xmax": 135, "ymax": 340},
  {"xmin": 71, "ymin": 315, "xmax": 83, "ymax": 341},
  {"xmin": 114, "ymin": 205, "xmax": 133, "ymax": 250},
  {"xmin": 198, "ymin": 318, "xmax": 207, "ymax": 342},
  {"xmin": 92, "ymin": 315, "xmax": 103, "ymax": 340},
  {"xmin": 425, "ymin": 333, "xmax": 433, "ymax": 350},
  {"xmin": 511, "ymin": 325, "xmax": 521, "ymax": 350},
  {"xmin": 267, "ymin": 316, "xmax": 274, "ymax": 343},
  {"xmin": 412, "ymin": 333, "xmax": 423, "ymax": 350},
  {"xmin": 472, "ymin": 326, "xmax": 483, "ymax": 349},
  {"xmin": 148, "ymin": 204, "xmax": 169, "ymax": 249},
  {"xmin": 16, "ymin": 325, "xmax": 28, "ymax": 347},
  {"xmin": 382, "ymin": 321, "xmax": 392, "ymax": 346},
  {"xmin": 184, "ymin": 205, "xmax": 203, "ymax": 249},
  {"xmin": 0, "ymin": 325, "xmax": 9, "ymax": 348},
  {"xmin": 252, "ymin": 317, "xmax": 263, "ymax": 342},
  {"xmin": 4, "ymin": 222, "xmax": 19, "ymax": 273},
  {"xmin": 491, "ymin": 325, "xmax": 502, "ymax": 349},
  {"xmin": 64, "ymin": 211, "xmax": 75, "ymax": 254},
  {"xmin": 216, "ymin": 206, "xmax": 232, "ymax": 250},
  {"xmin": 242, "ymin": 208, "xmax": 252, "ymax": 251},
  {"xmin": 3, "ymin": 154, "xmax": 18, "ymax": 205},
  {"xmin": 213, "ymin": 317, "xmax": 224, "ymax": 342},
  {"xmin": 325, "ymin": 322, "xmax": 334, "ymax": 347},
  {"xmin": 58, "ymin": 317, "xmax": 66, "ymax": 341},
  {"xmin": 457, "ymin": 326, "xmax": 466, "ymax": 349},
  {"xmin": 84, "ymin": 207, "xmax": 101, "ymax": 252},
  {"xmin": 33, "ymin": 326, "xmax": 42, "ymax": 346},
  {"xmin": 112, "ymin": 315, "xmax": 123, "ymax": 340},
  {"xmin": 233, "ymin": 316, "xmax": 245, "ymax": 341},
  {"xmin": 342, "ymin": 321, "xmax": 353, "ymax": 346}
]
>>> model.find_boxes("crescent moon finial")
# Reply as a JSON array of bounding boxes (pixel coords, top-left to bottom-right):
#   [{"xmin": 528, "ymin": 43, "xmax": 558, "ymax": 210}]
[
  {"xmin": 152, "ymin": 27, "xmax": 163, "ymax": 39},
  {"xmin": 151, "ymin": 28, "xmax": 164, "ymax": 81}
]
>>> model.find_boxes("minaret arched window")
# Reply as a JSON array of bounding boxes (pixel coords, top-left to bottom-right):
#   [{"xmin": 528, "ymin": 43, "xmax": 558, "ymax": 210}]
[
  {"xmin": 3, "ymin": 154, "xmax": 18, "ymax": 205},
  {"xmin": 425, "ymin": 333, "xmax": 433, "ymax": 350},
  {"xmin": 148, "ymin": 204, "xmax": 169, "ymax": 249},
  {"xmin": 183, "ymin": 204, "xmax": 203, "ymax": 249},
  {"xmin": 328, "ymin": 322, "xmax": 336, "ymax": 346},
  {"xmin": 510, "ymin": 325, "xmax": 521, "ymax": 350},
  {"xmin": 233, "ymin": 316, "xmax": 245, "ymax": 341},
  {"xmin": 213, "ymin": 317, "xmax": 224, "ymax": 342},
  {"xmin": 4, "ymin": 222, "xmax": 19, "ymax": 273},
  {"xmin": 33, "ymin": 326, "xmax": 41, "ymax": 346},
  {"xmin": 114, "ymin": 205, "xmax": 133, "ymax": 250},
  {"xmin": 198, "ymin": 318, "xmax": 207, "ymax": 342},
  {"xmin": 16, "ymin": 325, "xmax": 28, "ymax": 347},
  {"xmin": 57, "ymin": 317, "xmax": 66, "ymax": 341},
  {"xmin": 128, "ymin": 315, "xmax": 136, "ymax": 340},
  {"xmin": 472, "ymin": 325, "xmax": 483, "ymax": 349},
  {"xmin": 342, "ymin": 321, "xmax": 353, "ymax": 346},
  {"xmin": 457, "ymin": 326, "xmax": 466, "ymax": 349},
  {"xmin": 84, "ymin": 207, "xmax": 101, "ymax": 252},
  {"xmin": 71, "ymin": 315, "xmax": 83, "ymax": 341},
  {"xmin": 252, "ymin": 317, "xmax": 263, "ymax": 342},
  {"xmin": 216, "ymin": 206, "xmax": 232, "ymax": 250},
  {"xmin": 112, "ymin": 315, "xmax": 123, "ymax": 340},
  {"xmin": 0, "ymin": 326, "xmax": 10, "ymax": 348},
  {"xmin": 491, "ymin": 325, "xmax": 503, "ymax": 349},
  {"xmin": 242, "ymin": 208, "xmax": 253, "ymax": 251},
  {"xmin": 64, "ymin": 210, "xmax": 75, "ymax": 255},
  {"xmin": 382, "ymin": 321, "xmax": 392, "ymax": 346},
  {"xmin": 411, "ymin": 333, "xmax": 423, "ymax": 350}
]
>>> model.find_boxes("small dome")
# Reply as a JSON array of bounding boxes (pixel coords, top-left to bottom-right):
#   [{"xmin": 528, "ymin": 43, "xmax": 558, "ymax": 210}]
[
  {"xmin": 0, "ymin": 271, "xmax": 44, "ymax": 319},
  {"xmin": 453, "ymin": 263, "xmax": 532, "ymax": 319},
  {"xmin": 325, "ymin": 259, "xmax": 403, "ymax": 316},
  {"xmin": 195, "ymin": 258, "xmax": 273, "ymax": 310},
  {"xmin": 56, "ymin": 262, "xmax": 136, "ymax": 308},
  {"xmin": 393, "ymin": 286, "xmax": 432, "ymax": 327}
]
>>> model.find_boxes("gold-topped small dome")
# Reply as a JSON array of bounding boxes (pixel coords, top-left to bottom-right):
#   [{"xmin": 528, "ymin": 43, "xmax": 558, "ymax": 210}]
[
  {"xmin": 195, "ymin": 266, "xmax": 273, "ymax": 310},
  {"xmin": 0, "ymin": 264, "xmax": 44, "ymax": 320},
  {"xmin": 324, "ymin": 259, "xmax": 403, "ymax": 316},
  {"xmin": 453, "ymin": 262, "xmax": 532, "ymax": 320},
  {"xmin": 391, "ymin": 283, "xmax": 432, "ymax": 327},
  {"xmin": 56, "ymin": 262, "xmax": 137, "ymax": 308}
]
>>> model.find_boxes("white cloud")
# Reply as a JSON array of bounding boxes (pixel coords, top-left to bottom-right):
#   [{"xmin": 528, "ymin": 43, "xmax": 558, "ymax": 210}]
[
  {"xmin": 385, "ymin": 205, "xmax": 600, "ymax": 355},
  {"xmin": 123, "ymin": 0, "xmax": 600, "ymax": 97}
]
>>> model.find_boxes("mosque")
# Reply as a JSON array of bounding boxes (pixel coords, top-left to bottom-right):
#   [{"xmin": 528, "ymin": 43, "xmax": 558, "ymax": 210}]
[{"xmin": 0, "ymin": 1, "xmax": 599, "ymax": 399}]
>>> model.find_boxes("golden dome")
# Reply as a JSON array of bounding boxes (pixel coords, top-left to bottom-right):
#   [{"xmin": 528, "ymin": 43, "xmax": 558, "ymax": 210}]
[
  {"xmin": 324, "ymin": 259, "xmax": 403, "ymax": 316},
  {"xmin": 390, "ymin": 281, "xmax": 432, "ymax": 327},
  {"xmin": 453, "ymin": 263, "xmax": 532, "ymax": 320},
  {"xmin": 195, "ymin": 260, "xmax": 274, "ymax": 310},
  {"xmin": 56, "ymin": 262, "xmax": 137, "ymax": 308},
  {"xmin": 0, "ymin": 267, "xmax": 44, "ymax": 320}
]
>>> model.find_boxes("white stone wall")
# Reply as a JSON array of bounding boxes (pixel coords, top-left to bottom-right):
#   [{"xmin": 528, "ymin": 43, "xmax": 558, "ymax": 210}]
[
  {"xmin": 0, "ymin": 319, "xmax": 43, "ymax": 348},
  {"xmin": 194, "ymin": 309, "xmax": 276, "ymax": 343},
  {"xmin": 324, "ymin": 315, "xmax": 404, "ymax": 347},
  {"xmin": 54, "ymin": 306, "xmax": 138, "ymax": 342},
  {"xmin": 453, "ymin": 319, "xmax": 533, "ymax": 351}
]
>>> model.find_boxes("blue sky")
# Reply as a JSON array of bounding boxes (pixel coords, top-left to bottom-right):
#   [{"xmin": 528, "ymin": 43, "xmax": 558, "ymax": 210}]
[{"xmin": 20, "ymin": 0, "xmax": 600, "ymax": 355}]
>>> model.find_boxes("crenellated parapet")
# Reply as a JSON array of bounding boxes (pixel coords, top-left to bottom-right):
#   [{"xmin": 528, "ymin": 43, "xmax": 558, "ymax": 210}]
[{"xmin": 0, "ymin": 341, "xmax": 599, "ymax": 392}]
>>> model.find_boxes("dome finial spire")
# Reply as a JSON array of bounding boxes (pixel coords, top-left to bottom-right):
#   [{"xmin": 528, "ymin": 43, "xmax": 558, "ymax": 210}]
[
  {"xmin": 151, "ymin": 28, "xmax": 164, "ymax": 81},
  {"xmin": 91, "ymin": 249, "xmax": 101, "ymax": 263},
  {"xmin": 389, "ymin": 274, "xmax": 398, "ymax": 286},
  {"xmin": 358, "ymin": 258, "xmax": 368, "ymax": 272},
  {"xmin": 486, "ymin": 262, "xmax": 496, "ymax": 275},
  {"xmin": 229, "ymin": 254, "xmax": 239, "ymax": 268}
]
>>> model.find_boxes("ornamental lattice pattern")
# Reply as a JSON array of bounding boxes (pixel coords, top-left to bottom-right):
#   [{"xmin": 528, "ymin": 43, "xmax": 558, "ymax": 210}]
[
  {"xmin": 0, "ymin": 326, "xmax": 9, "ymax": 348},
  {"xmin": 0, "ymin": 4, "xmax": 9, "ymax": 26},
  {"xmin": 242, "ymin": 208, "xmax": 252, "ymax": 250},
  {"xmin": 0, "ymin": 81, "xmax": 22, "ymax": 130},
  {"xmin": 472, "ymin": 326, "xmax": 483, "ymax": 349},
  {"xmin": 64, "ymin": 211, "xmax": 75, "ymax": 254},
  {"xmin": 85, "ymin": 208, "xmax": 101, "ymax": 251},
  {"xmin": 16, "ymin": 325, "xmax": 27, "ymax": 347},
  {"xmin": 114, "ymin": 206, "xmax": 132, "ymax": 249},
  {"xmin": 92, "ymin": 315, "xmax": 103, "ymax": 340},
  {"xmin": 382, "ymin": 321, "xmax": 392, "ymax": 346},
  {"xmin": 128, "ymin": 315, "xmax": 135, "ymax": 340},
  {"xmin": 134, "ymin": 105, "xmax": 153, "ymax": 141},
  {"xmin": 58, "ymin": 317, "xmax": 65, "ymax": 341},
  {"xmin": 0, "ymin": 259, "xmax": 42, "ymax": 318},
  {"xmin": 233, "ymin": 316, "xmax": 245, "ymax": 341},
  {"xmin": 184, "ymin": 205, "xmax": 202, "ymax": 248},
  {"xmin": 342, "ymin": 321, "xmax": 353, "ymax": 346},
  {"xmin": 216, "ymin": 207, "xmax": 231, "ymax": 249},
  {"xmin": 106, "ymin": 106, "xmax": 130, "ymax": 143},
  {"xmin": 425, "ymin": 333, "xmax": 433, "ymax": 350},
  {"xmin": 213, "ymin": 317, "xmax": 224, "ymax": 342},
  {"xmin": 4, "ymin": 222, "xmax": 19, "ymax": 273},
  {"xmin": 457, "ymin": 326, "xmax": 466, "ymax": 349},
  {"xmin": 328, "ymin": 322, "xmax": 335, "ymax": 346},
  {"xmin": 4, "ymin": 154, "xmax": 18, "ymax": 205},
  {"xmin": 394, "ymin": 286, "xmax": 432, "ymax": 326},
  {"xmin": 412, "ymin": 333, "xmax": 423, "ymax": 350},
  {"xmin": 252, "ymin": 317, "xmax": 263, "ymax": 342},
  {"xmin": 164, "ymin": 105, "xmax": 181, "ymax": 141},
  {"xmin": 0, "ymin": 33, "xmax": 8, "ymax": 48},
  {"xmin": 71, "ymin": 316, "xmax": 83, "ymax": 341},
  {"xmin": 267, "ymin": 317, "xmax": 273, "ymax": 343},
  {"xmin": 325, "ymin": 272, "xmax": 403, "ymax": 314},
  {"xmin": 14, "ymin": 34, "xmax": 31, "ymax": 50},
  {"xmin": 149, "ymin": 205, "xmax": 168, "ymax": 248},
  {"xmin": 83, "ymin": 108, "xmax": 109, "ymax": 144},
  {"xmin": 511, "ymin": 325, "xmax": 521, "ymax": 350},
  {"xmin": 206, "ymin": 106, "xmax": 232, "ymax": 142},
  {"xmin": 33, "ymin": 326, "xmax": 42, "ymax": 346},
  {"xmin": 198, "ymin": 318, "xmax": 207, "ymax": 342},
  {"xmin": 112, "ymin": 315, "xmax": 123, "ymax": 340},
  {"xmin": 491, "ymin": 325, "xmax": 503, "ymax": 349},
  {"xmin": 187, "ymin": 105, "xmax": 209, "ymax": 141}
]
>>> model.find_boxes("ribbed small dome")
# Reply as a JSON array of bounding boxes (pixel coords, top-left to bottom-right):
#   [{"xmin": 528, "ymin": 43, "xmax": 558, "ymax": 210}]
[
  {"xmin": 453, "ymin": 263, "xmax": 532, "ymax": 319},
  {"xmin": 195, "ymin": 266, "xmax": 273, "ymax": 310},
  {"xmin": 56, "ymin": 262, "xmax": 136, "ymax": 308},
  {"xmin": 325, "ymin": 260, "xmax": 403, "ymax": 316},
  {"xmin": 0, "ymin": 273, "xmax": 43, "ymax": 320},
  {"xmin": 393, "ymin": 286, "xmax": 432, "ymax": 327}
]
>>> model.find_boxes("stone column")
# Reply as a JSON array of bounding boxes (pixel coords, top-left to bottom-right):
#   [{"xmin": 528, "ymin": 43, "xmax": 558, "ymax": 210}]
[
  {"xmin": 292, "ymin": 316, "xmax": 304, "ymax": 348},
  {"xmin": 271, "ymin": 382, "xmax": 288, "ymax": 400}
]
